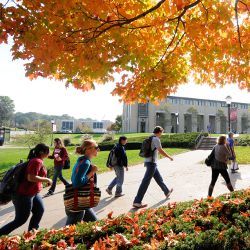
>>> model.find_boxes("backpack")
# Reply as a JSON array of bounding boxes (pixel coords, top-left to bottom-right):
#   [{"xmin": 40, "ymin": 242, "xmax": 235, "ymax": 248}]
[
  {"xmin": 205, "ymin": 148, "xmax": 215, "ymax": 167},
  {"xmin": 106, "ymin": 146, "xmax": 118, "ymax": 168},
  {"xmin": 139, "ymin": 136, "xmax": 156, "ymax": 158},
  {"xmin": 0, "ymin": 161, "xmax": 29, "ymax": 205}
]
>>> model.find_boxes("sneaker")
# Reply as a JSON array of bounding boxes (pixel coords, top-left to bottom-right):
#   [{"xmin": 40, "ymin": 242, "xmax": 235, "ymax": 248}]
[
  {"xmin": 133, "ymin": 203, "xmax": 148, "ymax": 209},
  {"xmin": 43, "ymin": 190, "xmax": 54, "ymax": 198},
  {"xmin": 165, "ymin": 188, "xmax": 173, "ymax": 199},
  {"xmin": 115, "ymin": 193, "xmax": 125, "ymax": 198},
  {"xmin": 106, "ymin": 188, "xmax": 112, "ymax": 195}
]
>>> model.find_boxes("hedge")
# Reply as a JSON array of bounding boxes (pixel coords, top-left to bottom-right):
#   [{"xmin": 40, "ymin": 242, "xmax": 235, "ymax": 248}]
[
  {"xmin": 238, "ymin": 135, "xmax": 250, "ymax": 146},
  {"xmin": 1, "ymin": 188, "xmax": 249, "ymax": 249}
]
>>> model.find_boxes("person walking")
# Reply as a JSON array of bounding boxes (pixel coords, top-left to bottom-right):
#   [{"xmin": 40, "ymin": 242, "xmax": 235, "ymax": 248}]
[
  {"xmin": 133, "ymin": 126, "xmax": 174, "ymax": 209},
  {"xmin": 106, "ymin": 136, "xmax": 128, "ymax": 197},
  {"xmin": 65, "ymin": 139, "xmax": 99, "ymax": 225},
  {"xmin": 44, "ymin": 138, "xmax": 69, "ymax": 197},
  {"xmin": 227, "ymin": 132, "xmax": 238, "ymax": 173},
  {"xmin": 208, "ymin": 136, "xmax": 234, "ymax": 197},
  {"xmin": 0, "ymin": 144, "xmax": 52, "ymax": 236}
]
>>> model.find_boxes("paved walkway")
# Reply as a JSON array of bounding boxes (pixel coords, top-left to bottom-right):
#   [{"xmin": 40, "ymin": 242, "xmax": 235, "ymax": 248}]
[{"xmin": 0, "ymin": 150, "xmax": 249, "ymax": 235}]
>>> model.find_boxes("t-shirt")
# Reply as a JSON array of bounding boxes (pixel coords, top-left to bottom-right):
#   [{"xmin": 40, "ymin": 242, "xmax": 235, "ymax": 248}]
[
  {"xmin": 145, "ymin": 136, "xmax": 162, "ymax": 163},
  {"xmin": 18, "ymin": 158, "xmax": 47, "ymax": 196},
  {"xmin": 227, "ymin": 138, "xmax": 234, "ymax": 148},
  {"xmin": 214, "ymin": 144, "xmax": 231, "ymax": 163},
  {"xmin": 49, "ymin": 147, "xmax": 68, "ymax": 167},
  {"xmin": 71, "ymin": 156, "xmax": 91, "ymax": 188}
]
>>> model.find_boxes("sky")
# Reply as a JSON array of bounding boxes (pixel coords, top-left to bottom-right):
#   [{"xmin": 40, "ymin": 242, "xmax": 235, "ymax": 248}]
[{"xmin": 0, "ymin": 44, "xmax": 249, "ymax": 122}]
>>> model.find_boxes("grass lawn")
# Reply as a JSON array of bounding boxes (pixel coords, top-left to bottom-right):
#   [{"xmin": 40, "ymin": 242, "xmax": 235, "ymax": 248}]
[
  {"xmin": 0, "ymin": 147, "xmax": 188, "ymax": 180},
  {"xmin": 234, "ymin": 146, "xmax": 250, "ymax": 165}
]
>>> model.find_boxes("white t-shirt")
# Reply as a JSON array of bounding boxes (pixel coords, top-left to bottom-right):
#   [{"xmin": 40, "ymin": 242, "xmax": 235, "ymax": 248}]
[{"xmin": 145, "ymin": 136, "xmax": 162, "ymax": 163}]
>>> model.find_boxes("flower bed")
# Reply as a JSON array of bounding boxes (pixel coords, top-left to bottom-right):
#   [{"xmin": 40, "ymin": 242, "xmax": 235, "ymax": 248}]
[{"xmin": 1, "ymin": 189, "xmax": 249, "ymax": 249}]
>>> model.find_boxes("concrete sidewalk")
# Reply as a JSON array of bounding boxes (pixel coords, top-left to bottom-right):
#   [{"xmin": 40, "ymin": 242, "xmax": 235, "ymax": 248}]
[{"xmin": 0, "ymin": 150, "xmax": 249, "ymax": 235}]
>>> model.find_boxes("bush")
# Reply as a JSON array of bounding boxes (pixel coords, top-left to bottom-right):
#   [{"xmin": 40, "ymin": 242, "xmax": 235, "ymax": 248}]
[
  {"xmin": 238, "ymin": 135, "xmax": 250, "ymax": 146},
  {"xmin": 99, "ymin": 133, "xmax": 115, "ymax": 143},
  {"xmin": 80, "ymin": 134, "xmax": 93, "ymax": 142},
  {"xmin": 63, "ymin": 137, "xmax": 71, "ymax": 147},
  {"xmin": 1, "ymin": 189, "xmax": 249, "ymax": 249}
]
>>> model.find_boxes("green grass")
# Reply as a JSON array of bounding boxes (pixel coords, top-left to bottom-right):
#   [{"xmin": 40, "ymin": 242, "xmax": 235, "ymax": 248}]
[
  {"xmin": 0, "ymin": 147, "xmax": 188, "ymax": 180},
  {"xmin": 234, "ymin": 146, "xmax": 250, "ymax": 165}
]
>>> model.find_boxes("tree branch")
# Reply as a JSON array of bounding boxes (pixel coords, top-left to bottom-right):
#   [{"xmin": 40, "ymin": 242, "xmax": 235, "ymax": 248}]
[{"xmin": 235, "ymin": 0, "xmax": 243, "ymax": 48}]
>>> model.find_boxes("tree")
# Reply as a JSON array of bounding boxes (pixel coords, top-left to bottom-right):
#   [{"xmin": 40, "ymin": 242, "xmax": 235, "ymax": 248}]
[
  {"xmin": 0, "ymin": 1, "xmax": 249, "ymax": 102},
  {"xmin": 0, "ymin": 96, "xmax": 15, "ymax": 127},
  {"xmin": 112, "ymin": 115, "xmax": 123, "ymax": 132}
]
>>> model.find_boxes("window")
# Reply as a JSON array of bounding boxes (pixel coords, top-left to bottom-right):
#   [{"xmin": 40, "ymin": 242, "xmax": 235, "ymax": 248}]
[
  {"xmin": 138, "ymin": 103, "xmax": 148, "ymax": 117},
  {"xmin": 62, "ymin": 121, "xmax": 73, "ymax": 130},
  {"xmin": 93, "ymin": 122, "xmax": 103, "ymax": 129}
]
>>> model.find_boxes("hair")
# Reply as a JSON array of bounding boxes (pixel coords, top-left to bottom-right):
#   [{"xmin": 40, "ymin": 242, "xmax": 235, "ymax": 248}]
[
  {"xmin": 76, "ymin": 139, "xmax": 97, "ymax": 155},
  {"xmin": 218, "ymin": 136, "xmax": 227, "ymax": 145},
  {"xmin": 54, "ymin": 138, "xmax": 64, "ymax": 147},
  {"xmin": 228, "ymin": 132, "xmax": 234, "ymax": 138},
  {"xmin": 27, "ymin": 143, "xmax": 50, "ymax": 160},
  {"xmin": 119, "ymin": 136, "xmax": 127, "ymax": 144},
  {"xmin": 153, "ymin": 126, "xmax": 164, "ymax": 134}
]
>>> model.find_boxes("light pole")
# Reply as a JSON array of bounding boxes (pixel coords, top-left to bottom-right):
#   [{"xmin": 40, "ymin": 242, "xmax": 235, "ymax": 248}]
[
  {"xmin": 175, "ymin": 112, "xmax": 179, "ymax": 133},
  {"xmin": 50, "ymin": 119, "xmax": 55, "ymax": 147},
  {"xmin": 225, "ymin": 96, "xmax": 232, "ymax": 132}
]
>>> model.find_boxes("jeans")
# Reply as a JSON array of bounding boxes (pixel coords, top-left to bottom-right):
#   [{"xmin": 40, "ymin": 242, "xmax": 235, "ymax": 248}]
[
  {"xmin": 65, "ymin": 208, "xmax": 97, "ymax": 226},
  {"xmin": 134, "ymin": 162, "xmax": 169, "ymax": 204},
  {"xmin": 0, "ymin": 194, "xmax": 44, "ymax": 236},
  {"xmin": 208, "ymin": 168, "xmax": 234, "ymax": 196},
  {"xmin": 49, "ymin": 166, "xmax": 69, "ymax": 192},
  {"xmin": 108, "ymin": 166, "xmax": 124, "ymax": 195}
]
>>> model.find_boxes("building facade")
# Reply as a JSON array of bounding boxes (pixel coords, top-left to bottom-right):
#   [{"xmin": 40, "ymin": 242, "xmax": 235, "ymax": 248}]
[{"xmin": 122, "ymin": 96, "xmax": 250, "ymax": 134}]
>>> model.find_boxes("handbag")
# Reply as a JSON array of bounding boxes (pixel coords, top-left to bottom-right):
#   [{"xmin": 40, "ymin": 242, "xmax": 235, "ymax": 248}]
[
  {"xmin": 205, "ymin": 148, "xmax": 215, "ymax": 167},
  {"xmin": 63, "ymin": 158, "xmax": 71, "ymax": 169},
  {"xmin": 64, "ymin": 177, "xmax": 101, "ymax": 212}
]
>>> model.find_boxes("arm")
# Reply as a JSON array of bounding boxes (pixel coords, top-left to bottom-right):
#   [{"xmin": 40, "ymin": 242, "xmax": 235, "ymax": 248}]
[
  {"xmin": 158, "ymin": 148, "xmax": 173, "ymax": 161},
  {"xmin": 48, "ymin": 150, "xmax": 55, "ymax": 159},
  {"xmin": 27, "ymin": 174, "xmax": 52, "ymax": 184},
  {"xmin": 59, "ymin": 147, "xmax": 68, "ymax": 162}
]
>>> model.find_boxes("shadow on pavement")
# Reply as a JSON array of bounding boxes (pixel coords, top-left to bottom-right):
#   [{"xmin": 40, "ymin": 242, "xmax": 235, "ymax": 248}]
[
  {"xmin": 95, "ymin": 197, "xmax": 117, "ymax": 213},
  {"xmin": 51, "ymin": 217, "xmax": 67, "ymax": 229},
  {"xmin": 149, "ymin": 198, "xmax": 169, "ymax": 209},
  {"xmin": 228, "ymin": 171, "xmax": 242, "ymax": 188},
  {"xmin": 0, "ymin": 205, "xmax": 14, "ymax": 217}
]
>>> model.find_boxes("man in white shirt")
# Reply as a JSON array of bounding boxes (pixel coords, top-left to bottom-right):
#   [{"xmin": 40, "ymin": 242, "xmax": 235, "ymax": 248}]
[{"xmin": 133, "ymin": 126, "xmax": 173, "ymax": 208}]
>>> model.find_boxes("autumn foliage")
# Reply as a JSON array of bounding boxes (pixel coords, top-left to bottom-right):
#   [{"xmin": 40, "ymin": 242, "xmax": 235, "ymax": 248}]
[
  {"xmin": 0, "ymin": 0, "xmax": 249, "ymax": 102},
  {"xmin": 0, "ymin": 189, "xmax": 250, "ymax": 249}
]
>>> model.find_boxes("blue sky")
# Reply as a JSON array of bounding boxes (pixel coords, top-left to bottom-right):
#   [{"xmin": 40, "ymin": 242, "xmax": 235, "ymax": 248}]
[{"xmin": 0, "ymin": 43, "xmax": 249, "ymax": 122}]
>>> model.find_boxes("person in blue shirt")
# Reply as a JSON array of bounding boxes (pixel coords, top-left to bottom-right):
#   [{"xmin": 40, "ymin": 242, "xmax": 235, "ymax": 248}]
[
  {"xmin": 65, "ymin": 139, "xmax": 99, "ymax": 226},
  {"xmin": 227, "ymin": 132, "xmax": 238, "ymax": 173}
]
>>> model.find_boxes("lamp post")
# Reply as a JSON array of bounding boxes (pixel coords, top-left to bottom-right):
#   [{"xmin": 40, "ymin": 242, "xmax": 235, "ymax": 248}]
[
  {"xmin": 225, "ymin": 96, "xmax": 232, "ymax": 132},
  {"xmin": 175, "ymin": 112, "xmax": 179, "ymax": 133},
  {"xmin": 50, "ymin": 120, "xmax": 55, "ymax": 147}
]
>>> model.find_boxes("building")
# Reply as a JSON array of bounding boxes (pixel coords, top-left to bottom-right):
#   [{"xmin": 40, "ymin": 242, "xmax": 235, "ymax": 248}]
[
  {"xmin": 122, "ymin": 96, "xmax": 250, "ymax": 134},
  {"xmin": 56, "ymin": 119, "xmax": 113, "ymax": 133}
]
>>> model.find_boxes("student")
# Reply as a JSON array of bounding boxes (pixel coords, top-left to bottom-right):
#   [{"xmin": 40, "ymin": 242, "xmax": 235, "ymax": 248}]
[
  {"xmin": 208, "ymin": 136, "xmax": 234, "ymax": 197},
  {"xmin": 44, "ymin": 138, "xmax": 69, "ymax": 197},
  {"xmin": 65, "ymin": 140, "xmax": 99, "ymax": 225},
  {"xmin": 227, "ymin": 132, "xmax": 238, "ymax": 173},
  {"xmin": 106, "ymin": 136, "xmax": 128, "ymax": 197},
  {"xmin": 133, "ymin": 126, "xmax": 174, "ymax": 209},
  {"xmin": 0, "ymin": 144, "xmax": 52, "ymax": 236}
]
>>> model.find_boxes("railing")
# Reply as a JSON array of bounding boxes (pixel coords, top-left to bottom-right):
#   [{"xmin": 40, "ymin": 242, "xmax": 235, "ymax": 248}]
[{"xmin": 194, "ymin": 130, "xmax": 204, "ymax": 149}]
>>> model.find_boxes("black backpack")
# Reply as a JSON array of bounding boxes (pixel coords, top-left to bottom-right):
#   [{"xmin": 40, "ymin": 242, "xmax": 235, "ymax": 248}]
[
  {"xmin": 205, "ymin": 148, "xmax": 215, "ymax": 167},
  {"xmin": 0, "ymin": 161, "xmax": 29, "ymax": 205},
  {"xmin": 106, "ymin": 146, "xmax": 118, "ymax": 168},
  {"xmin": 139, "ymin": 136, "xmax": 156, "ymax": 158}
]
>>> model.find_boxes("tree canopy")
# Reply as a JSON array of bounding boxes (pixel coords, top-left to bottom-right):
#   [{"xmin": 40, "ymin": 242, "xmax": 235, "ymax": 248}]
[
  {"xmin": 0, "ymin": 0, "xmax": 249, "ymax": 102},
  {"xmin": 0, "ymin": 96, "xmax": 15, "ymax": 127}
]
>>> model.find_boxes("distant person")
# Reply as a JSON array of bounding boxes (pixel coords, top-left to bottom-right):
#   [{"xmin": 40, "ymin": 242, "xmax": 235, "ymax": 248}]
[
  {"xmin": 207, "ymin": 124, "xmax": 211, "ymax": 135},
  {"xmin": 227, "ymin": 132, "xmax": 238, "ymax": 173},
  {"xmin": 0, "ymin": 144, "xmax": 52, "ymax": 236},
  {"xmin": 133, "ymin": 126, "xmax": 174, "ymax": 209},
  {"xmin": 65, "ymin": 140, "xmax": 99, "ymax": 225},
  {"xmin": 44, "ymin": 138, "xmax": 69, "ymax": 197},
  {"xmin": 208, "ymin": 136, "xmax": 234, "ymax": 197},
  {"xmin": 106, "ymin": 136, "xmax": 128, "ymax": 197}
]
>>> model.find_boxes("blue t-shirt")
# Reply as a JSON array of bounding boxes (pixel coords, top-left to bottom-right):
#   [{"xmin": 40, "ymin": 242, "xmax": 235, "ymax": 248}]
[
  {"xmin": 71, "ymin": 156, "xmax": 91, "ymax": 188},
  {"xmin": 227, "ymin": 138, "xmax": 234, "ymax": 148}
]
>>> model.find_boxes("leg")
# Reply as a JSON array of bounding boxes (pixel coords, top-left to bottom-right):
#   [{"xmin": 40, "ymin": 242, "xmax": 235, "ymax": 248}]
[
  {"xmin": 220, "ymin": 169, "xmax": 234, "ymax": 192},
  {"xmin": 65, "ymin": 209, "xmax": 85, "ymax": 226},
  {"xmin": 0, "ymin": 195, "xmax": 31, "ymax": 236},
  {"xmin": 49, "ymin": 167, "xmax": 60, "ymax": 192},
  {"xmin": 83, "ymin": 208, "xmax": 98, "ymax": 222},
  {"xmin": 57, "ymin": 166, "xmax": 69, "ymax": 186},
  {"xmin": 153, "ymin": 167, "xmax": 169, "ymax": 195},
  {"xmin": 28, "ymin": 194, "xmax": 45, "ymax": 231},
  {"xmin": 208, "ymin": 168, "xmax": 220, "ymax": 197},
  {"xmin": 114, "ymin": 166, "xmax": 124, "ymax": 195},
  {"xmin": 108, "ymin": 177, "xmax": 117, "ymax": 191},
  {"xmin": 133, "ymin": 163, "xmax": 156, "ymax": 204}
]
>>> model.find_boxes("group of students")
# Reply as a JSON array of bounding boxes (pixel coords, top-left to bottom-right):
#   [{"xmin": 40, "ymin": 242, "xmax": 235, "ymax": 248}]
[{"xmin": 0, "ymin": 127, "xmax": 238, "ymax": 236}]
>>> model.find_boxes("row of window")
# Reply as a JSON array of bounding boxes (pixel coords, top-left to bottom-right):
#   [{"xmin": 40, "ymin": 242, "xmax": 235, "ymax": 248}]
[
  {"xmin": 93, "ymin": 122, "xmax": 103, "ymax": 129},
  {"xmin": 62, "ymin": 121, "xmax": 74, "ymax": 130},
  {"xmin": 167, "ymin": 98, "xmax": 249, "ymax": 109}
]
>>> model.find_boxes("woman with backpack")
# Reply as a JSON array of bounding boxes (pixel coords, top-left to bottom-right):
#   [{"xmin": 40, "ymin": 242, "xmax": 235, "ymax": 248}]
[
  {"xmin": 208, "ymin": 136, "xmax": 234, "ymax": 197},
  {"xmin": 44, "ymin": 138, "xmax": 69, "ymax": 197},
  {"xmin": 65, "ymin": 139, "xmax": 99, "ymax": 225},
  {"xmin": 0, "ymin": 144, "xmax": 52, "ymax": 236}
]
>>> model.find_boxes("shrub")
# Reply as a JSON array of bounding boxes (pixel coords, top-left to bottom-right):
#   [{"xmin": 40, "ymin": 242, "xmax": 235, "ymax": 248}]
[
  {"xmin": 1, "ymin": 189, "xmax": 249, "ymax": 249},
  {"xmin": 99, "ymin": 133, "xmax": 115, "ymax": 143},
  {"xmin": 63, "ymin": 137, "xmax": 71, "ymax": 147},
  {"xmin": 238, "ymin": 135, "xmax": 250, "ymax": 146},
  {"xmin": 80, "ymin": 134, "xmax": 93, "ymax": 142}
]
